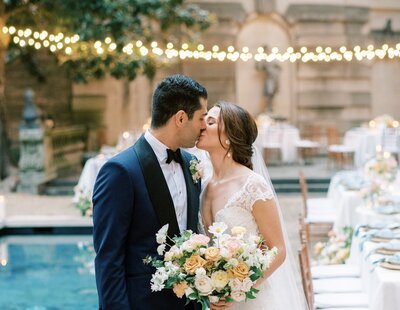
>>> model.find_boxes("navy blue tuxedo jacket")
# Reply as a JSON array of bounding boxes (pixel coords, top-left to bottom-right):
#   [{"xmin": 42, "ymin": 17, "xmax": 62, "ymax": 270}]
[{"xmin": 93, "ymin": 135, "xmax": 201, "ymax": 310}]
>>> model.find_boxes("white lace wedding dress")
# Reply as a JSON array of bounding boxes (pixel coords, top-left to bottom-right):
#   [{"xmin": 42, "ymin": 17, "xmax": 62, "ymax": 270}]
[{"xmin": 201, "ymin": 172, "xmax": 307, "ymax": 310}]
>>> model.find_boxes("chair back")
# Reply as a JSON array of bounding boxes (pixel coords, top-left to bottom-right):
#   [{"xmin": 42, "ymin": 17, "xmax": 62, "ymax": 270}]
[
  {"xmin": 298, "ymin": 243, "xmax": 314, "ymax": 309},
  {"xmin": 299, "ymin": 170, "xmax": 308, "ymax": 217},
  {"xmin": 298, "ymin": 213, "xmax": 309, "ymax": 244},
  {"xmin": 263, "ymin": 126, "xmax": 282, "ymax": 148},
  {"xmin": 382, "ymin": 128, "xmax": 400, "ymax": 153},
  {"xmin": 327, "ymin": 127, "xmax": 341, "ymax": 145}
]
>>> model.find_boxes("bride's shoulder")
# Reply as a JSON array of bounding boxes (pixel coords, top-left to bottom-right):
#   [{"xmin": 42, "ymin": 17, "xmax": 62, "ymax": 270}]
[{"xmin": 247, "ymin": 171, "xmax": 269, "ymax": 186}]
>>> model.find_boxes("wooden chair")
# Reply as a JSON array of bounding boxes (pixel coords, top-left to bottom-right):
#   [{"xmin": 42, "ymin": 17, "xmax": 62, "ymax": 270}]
[
  {"xmin": 296, "ymin": 124, "xmax": 321, "ymax": 165},
  {"xmin": 298, "ymin": 243, "xmax": 369, "ymax": 309},
  {"xmin": 298, "ymin": 244, "xmax": 314, "ymax": 309},
  {"xmin": 299, "ymin": 171, "xmax": 335, "ymax": 237},
  {"xmin": 326, "ymin": 127, "xmax": 355, "ymax": 169},
  {"xmin": 262, "ymin": 126, "xmax": 282, "ymax": 165}
]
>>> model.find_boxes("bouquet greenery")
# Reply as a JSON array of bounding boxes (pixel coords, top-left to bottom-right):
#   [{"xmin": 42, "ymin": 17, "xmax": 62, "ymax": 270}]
[{"xmin": 145, "ymin": 222, "xmax": 277, "ymax": 310}]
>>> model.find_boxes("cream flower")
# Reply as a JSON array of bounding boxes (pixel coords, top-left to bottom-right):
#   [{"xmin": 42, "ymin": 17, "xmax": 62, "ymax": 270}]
[
  {"xmin": 231, "ymin": 226, "xmax": 247, "ymax": 236},
  {"xmin": 211, "ymin": 270, "xmax": 229, "ymax": 291},
  {"xmin": 229, "ymin": 278, "xmax": 242, "ymax": 292},
  {"xmin": 231, "ymin": 290, "xmax": 246, "ymax": 302},
  {"xmin": 241, "ymin": 277, "xmax": 253, "ymax": 292},
  {"xmin": 194, "ymin": 274, "xmax": 214, "ymax": 296}
]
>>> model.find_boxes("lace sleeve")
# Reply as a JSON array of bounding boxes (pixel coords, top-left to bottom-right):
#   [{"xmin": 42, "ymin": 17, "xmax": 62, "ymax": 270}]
[{"xmin": 243, "ymin": 173, "xmax": 275, "ymax": 211}]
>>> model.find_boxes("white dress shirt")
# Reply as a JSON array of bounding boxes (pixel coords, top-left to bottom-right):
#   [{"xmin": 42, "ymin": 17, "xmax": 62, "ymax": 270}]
[{"xmin": 144, "ymin": 130, "xmax": 187, "ymax": 232}]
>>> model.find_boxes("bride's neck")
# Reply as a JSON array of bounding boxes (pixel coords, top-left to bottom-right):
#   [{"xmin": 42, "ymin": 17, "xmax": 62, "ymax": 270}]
[{"xmin": 209, "ymin": 151, "xmax": 237, "ymax": 180}]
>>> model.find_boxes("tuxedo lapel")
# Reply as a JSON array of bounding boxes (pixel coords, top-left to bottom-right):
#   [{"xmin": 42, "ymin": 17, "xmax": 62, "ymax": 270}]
[
  {"xmin": 181, "ymin": 152, "xmax": 200, "ymax": 233},
  {"xmin": 134, "ymin": 135, "xmax": 180, "ymax": 237}
]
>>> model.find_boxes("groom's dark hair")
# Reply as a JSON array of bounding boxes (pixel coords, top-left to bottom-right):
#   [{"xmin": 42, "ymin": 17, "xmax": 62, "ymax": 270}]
[{"xmin": 151, "ymin": 74, "xmax": 207, "ymax": 128}]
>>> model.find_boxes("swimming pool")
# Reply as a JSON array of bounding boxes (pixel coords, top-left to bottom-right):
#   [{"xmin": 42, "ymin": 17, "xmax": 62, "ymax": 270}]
[{"xmin": 0, "ymin": 235, "xmax": 97, "ymax": 309}]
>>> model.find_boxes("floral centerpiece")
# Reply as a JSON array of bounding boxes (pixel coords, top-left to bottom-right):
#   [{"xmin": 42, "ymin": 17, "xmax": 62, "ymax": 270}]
[
  {"xmin": 74, "ymin": 186, "xmax": 93, "ymax": 217},
  {"xmin": 369, "ymin": 114, "xmax": 398, "ymax": 128},
  {"xmin": 313, "ymin": 226, "xmax": 353, "ymax": 265},
  {"xmin": 145, "ymin": 222, "xmax": 278, "ymax": 310},
  {"xmin": 364, "ymin": 152, "xmax": 398, "ymax": 184}
]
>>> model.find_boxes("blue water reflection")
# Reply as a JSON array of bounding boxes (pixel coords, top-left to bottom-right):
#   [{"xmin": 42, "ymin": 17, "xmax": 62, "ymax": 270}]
[{"xmin": 0, "ymin": 235, "xmax": 97, "ymax": 309}]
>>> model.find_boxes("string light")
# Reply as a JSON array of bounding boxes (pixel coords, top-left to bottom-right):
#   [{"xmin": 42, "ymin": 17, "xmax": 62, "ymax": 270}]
[{"xmin": 2, "ymin": 25, "xmax": 400, "ymax": 63}]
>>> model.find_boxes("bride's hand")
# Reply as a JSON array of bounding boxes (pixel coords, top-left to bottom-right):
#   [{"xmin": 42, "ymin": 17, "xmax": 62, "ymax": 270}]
[{"xmin": 210, "ymin": 299, "xmax": 235, "ymax": 310}]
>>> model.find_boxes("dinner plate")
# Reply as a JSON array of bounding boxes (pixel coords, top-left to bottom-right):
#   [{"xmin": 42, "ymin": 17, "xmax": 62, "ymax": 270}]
[{"xmin": 380, "ymin": 262, "xmax": 400, "ymax": 270}]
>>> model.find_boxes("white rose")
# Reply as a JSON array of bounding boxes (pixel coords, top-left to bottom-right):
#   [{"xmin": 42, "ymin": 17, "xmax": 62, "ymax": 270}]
[
  {"xmin": 220, "ymin": 247, "xmax": 233, "ymax": 259},
  {"xmin": 211, "ymin": 270, "xmax": 229, "ymax": 291},
  {"xmin": 181, "ymin": 241, "xmax": 195, "ymax": 252},
  {"xmin": 194, "ymin": 275, "xmax": 214, "ymax": 296},
  {"xmin": 229, "ymin": 278, "xmax": 242, "ymax": 292},
  {"xmin": 241, "ymin": 277, "xmax": 253, "ymax": 292},
  {"xmin": 195, "ymin": 267, "xmax": 206, "ymax": 276},
  {"xmin": 164, "ymin": 251, "xmax": 174, "ymax": 261},
  {"xmin": 231, "ymin": 290, "xmax": 246, "ymax": 302}
]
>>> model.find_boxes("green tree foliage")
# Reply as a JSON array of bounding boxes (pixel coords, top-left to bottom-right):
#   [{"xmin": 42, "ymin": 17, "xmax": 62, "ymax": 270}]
[{"xmin": 4, "ymin": 0, "xmax": 211, "ymax": 82}]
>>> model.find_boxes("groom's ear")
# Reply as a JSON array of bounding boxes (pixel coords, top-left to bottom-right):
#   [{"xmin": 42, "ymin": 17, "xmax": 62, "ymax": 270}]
[{"xmin": 175, "ymin": 110, "xmax": 188, "ymax": 127}]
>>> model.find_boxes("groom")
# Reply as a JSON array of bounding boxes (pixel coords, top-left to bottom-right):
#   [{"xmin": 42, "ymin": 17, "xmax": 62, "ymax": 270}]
[{"xmin": 93, "ymin": 74, "xmax": 208, "ymax": 310}]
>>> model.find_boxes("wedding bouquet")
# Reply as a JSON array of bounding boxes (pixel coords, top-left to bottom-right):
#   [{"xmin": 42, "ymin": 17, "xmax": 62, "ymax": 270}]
[
  {"xmin": 313, "ymin": 226, "xmax": 353, "ymax": 265},
  {"xmin": 364, "ymin": 153, "xmax": 398, "ymax": 184},
  {"xmin": 144, "ymin": 222, "xmax": 278, "ymax": 310}
]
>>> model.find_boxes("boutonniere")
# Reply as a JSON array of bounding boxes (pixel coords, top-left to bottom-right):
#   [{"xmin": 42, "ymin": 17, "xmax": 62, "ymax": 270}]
[{"xmin": 189, "ymin": 156, "xmax": 203, "ymax": 184}]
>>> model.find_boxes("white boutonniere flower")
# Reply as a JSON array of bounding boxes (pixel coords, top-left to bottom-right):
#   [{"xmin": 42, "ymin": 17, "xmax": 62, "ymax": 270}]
[{"xmin": 189, "ymin": 156, "xmax": 203, "ymax": 184}]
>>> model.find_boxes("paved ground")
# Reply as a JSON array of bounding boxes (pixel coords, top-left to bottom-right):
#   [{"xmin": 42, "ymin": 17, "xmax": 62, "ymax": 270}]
[{"xmin": 1, "ymin": 191, "xmax": 311, "ymax": 255}]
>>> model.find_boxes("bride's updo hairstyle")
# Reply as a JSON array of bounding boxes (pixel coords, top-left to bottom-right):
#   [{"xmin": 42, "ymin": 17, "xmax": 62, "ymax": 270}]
[{"xmin": 215, "ymin": 101, "xmax": 258, "ymax": 169}]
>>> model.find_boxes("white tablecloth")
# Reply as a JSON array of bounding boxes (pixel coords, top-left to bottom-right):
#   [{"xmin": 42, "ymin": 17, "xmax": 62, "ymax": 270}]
[
  {"xmin": 349, "ymin": 234, "xmax": 400, "ymax": 310},
  {"xmin": 328, "ymin": 171, "xmax": 400, "ymax": 230},
  {"xmin": 344, "ymin": 127, "xmax": 383, "ymax": 168},
  {"xmin": 327, "ymin": 171, "xmax": 365, "ymax": 229},
  {"xmin": 255, "ymin": 124, "xmax": 300, "ymax": 163},
  {"xmin": 73, "ymin": 154, "xmax": 110, "ymax": 203}
]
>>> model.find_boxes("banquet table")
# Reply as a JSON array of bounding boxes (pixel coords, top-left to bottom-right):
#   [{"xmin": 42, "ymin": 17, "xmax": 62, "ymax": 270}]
[
  {"xmin": 255, "ymin": 124, "xmax": 300, "ymax": 163},
  {"xmin": 343, "ymin": 127, "xmax": 383, "ymax": 168},
  {"xmin": 327, "ymin": 170, "xmax": 400, "ymax": 230},
  {"xmin": 348, "ymin": 230, "xmax": 400, "ymax": 310},
  {"xmin": 73, "ymin": 148, "xmax": 116, "ymax": 203}
]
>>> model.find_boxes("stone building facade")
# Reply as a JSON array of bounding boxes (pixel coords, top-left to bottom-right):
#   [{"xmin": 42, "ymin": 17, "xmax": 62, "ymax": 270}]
[{"xmin": 6, "ymin": 0, "xmax": 400, "ymax": 147}]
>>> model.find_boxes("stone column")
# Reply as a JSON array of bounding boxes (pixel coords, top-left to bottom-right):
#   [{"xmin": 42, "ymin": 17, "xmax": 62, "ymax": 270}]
[{"xmin": 18, "ymin": 89, "xmax": 55, "ymax": 194}]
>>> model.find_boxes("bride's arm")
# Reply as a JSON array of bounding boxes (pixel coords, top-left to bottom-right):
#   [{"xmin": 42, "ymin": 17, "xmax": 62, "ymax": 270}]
[
  {"xmin": 252, "ymin": 198, "xmax": 287, "ymax": 284},
  {"xmin": 201, "ymin": 192, "xmax": 213, "ymax": 237}
]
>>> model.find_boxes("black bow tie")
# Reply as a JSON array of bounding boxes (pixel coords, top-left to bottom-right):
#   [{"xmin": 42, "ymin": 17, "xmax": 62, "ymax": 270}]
[{"xmin": 166, "ymin": 148, "xmax": 183, "ymax": 164}]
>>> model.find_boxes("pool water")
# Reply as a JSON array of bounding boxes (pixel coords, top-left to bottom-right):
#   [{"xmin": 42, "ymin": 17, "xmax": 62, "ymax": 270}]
[{"xmin": 0, "ymin": 235, "xmax": 97, "ymax": 310}]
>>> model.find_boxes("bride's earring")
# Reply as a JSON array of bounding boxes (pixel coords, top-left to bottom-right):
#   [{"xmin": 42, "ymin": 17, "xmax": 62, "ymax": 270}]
[
  {"xmin": 225, "ymin": 139, "xmax": 230, "ymax": 145},
  {"xmin": 227, "ymin": 152, "xmax": 232, "ymax": 158}
]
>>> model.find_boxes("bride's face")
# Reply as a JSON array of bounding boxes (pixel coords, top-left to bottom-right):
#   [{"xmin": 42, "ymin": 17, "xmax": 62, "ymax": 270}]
[{"xmin": 196, "ymin": 106, "xmax": 228, "ymax": 152}]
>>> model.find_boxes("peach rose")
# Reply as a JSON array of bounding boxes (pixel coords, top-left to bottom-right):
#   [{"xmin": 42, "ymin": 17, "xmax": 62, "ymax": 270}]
[
  {"xmin": 205, "ymin": 247, "xmax": 220, "ymax": 262},
  {"xmin": 228, "ymin": 262, "xmax": 249, "ymax": 281},
  {"xmin": 184, "ymin": 254, "xmax": 206, "ymax": 274},
  {"xmin": 173, "ymin": 281, "xmax": 189, "ymax": 298}
]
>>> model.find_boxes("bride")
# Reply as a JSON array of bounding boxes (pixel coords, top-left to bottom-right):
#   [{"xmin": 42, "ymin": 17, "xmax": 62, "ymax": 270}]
[{"xmin": 196, "ymin": 101, "xmax": 307, "ymax": 310}]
